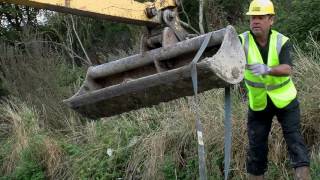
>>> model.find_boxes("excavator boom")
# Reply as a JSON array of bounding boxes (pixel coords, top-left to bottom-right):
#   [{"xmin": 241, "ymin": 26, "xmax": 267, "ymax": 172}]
[{"xmin": 1, "ymin": 0, "xmax": 177, "ymax": 26}]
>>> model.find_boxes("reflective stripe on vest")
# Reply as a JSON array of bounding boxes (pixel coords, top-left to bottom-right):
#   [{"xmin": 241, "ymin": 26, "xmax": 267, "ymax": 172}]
[
  {"xmin": 241, "ymin": 31, "xmax": 284, "ymax": 62},
  {"xmin": 244, "ymin": 78, "xmax": 290, "ymax": 91},
  {"xmin": 240, "ymin": 30, "xmax": 297, "ymax": 111}
]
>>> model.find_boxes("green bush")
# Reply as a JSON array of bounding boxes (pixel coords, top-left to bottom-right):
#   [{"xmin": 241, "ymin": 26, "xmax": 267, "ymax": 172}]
[
  {"xmin": 274, "ymin": 0, "xmax": 320, "ymax": 43},
  {"xmin": 11, "ymin": 142, "xmax": 46, "ymax": 180},
  {"xmin": 162, "ymin": 155, "xmax": 198, "ymax": 180}
]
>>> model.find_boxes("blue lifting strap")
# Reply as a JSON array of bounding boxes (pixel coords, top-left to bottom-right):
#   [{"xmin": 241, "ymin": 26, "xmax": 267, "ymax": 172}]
[
  {"xmin": 224, "ymin": 87, "xmax": 232, "ymax": 180},
  {"xmin": 190, "ymin": 32, "xmax": 232, "ymax": 180}
]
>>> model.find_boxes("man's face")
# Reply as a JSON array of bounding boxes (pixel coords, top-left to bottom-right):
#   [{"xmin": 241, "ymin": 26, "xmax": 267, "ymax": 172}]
[{"xmin": 250, "ymin": 15, "xmax": 274, "ymax": 37}]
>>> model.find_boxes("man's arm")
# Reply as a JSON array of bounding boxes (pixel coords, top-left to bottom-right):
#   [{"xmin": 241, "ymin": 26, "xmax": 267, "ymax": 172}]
[
  {"xmin": 269, "ymin": 40, "xmax": 293, "ymax": 76},
  {"xmin": 269, "ymin": 64, "xmax": 291, "ymax": 76}
]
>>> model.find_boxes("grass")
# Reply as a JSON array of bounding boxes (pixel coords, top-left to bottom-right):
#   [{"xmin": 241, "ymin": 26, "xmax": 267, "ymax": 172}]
[
  {"xmin": 0, "ymin": 99, "xmax": 68, "ymax": 179},
  {"xmin": 311, "ymin": 148, "xmax": 320, "ymax": 178},
  {"xmin": 0, "ymin": 34, "xmax": 319, "ymax": 179}
]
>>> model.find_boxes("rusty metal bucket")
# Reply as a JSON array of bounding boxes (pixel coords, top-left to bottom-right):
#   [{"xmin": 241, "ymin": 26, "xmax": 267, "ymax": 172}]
[{"xmin": 63, "ymin": 25, "xmax": 246, "ymax": 118}]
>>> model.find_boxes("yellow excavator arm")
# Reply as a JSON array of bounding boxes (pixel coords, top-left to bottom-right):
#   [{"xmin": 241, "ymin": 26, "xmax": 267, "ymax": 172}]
[
  {"xmin": 1, "ymin": 0, "xmax": 177, "ymax": 26},
  {"xmin": 1, "ymin": 0, "xmax": 189, "ymax": 45}
]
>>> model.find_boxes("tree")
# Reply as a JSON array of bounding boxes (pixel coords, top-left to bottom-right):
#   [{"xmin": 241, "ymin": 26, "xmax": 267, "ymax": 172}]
[
  {"xmin": 0, "ymin": 3, "xmax": 39, "ymax": 40},
  {"xmin": 180, "ymin": 0, "xmax": 248, "ymax": 32},
  {"xmin": 274, "ymin": 0, "xmax": 320, "ymax": 43}
]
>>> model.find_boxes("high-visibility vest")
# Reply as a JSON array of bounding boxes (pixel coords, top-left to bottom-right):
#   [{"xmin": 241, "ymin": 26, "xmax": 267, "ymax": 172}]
[{"xmin": 239, "ymin": 30, "xmax": 297, "ymax": 111}]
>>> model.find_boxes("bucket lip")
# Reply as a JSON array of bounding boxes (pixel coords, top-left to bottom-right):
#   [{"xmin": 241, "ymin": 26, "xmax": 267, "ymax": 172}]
[{"xmin": 202, "ymin": 25, "xmax": 245, "ymax": 84}]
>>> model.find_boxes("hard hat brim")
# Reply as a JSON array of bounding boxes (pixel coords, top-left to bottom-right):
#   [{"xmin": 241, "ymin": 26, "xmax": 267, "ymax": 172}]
[{"xmin": 246, "ymin": 12, "xmax": 275, "ymax": 16}]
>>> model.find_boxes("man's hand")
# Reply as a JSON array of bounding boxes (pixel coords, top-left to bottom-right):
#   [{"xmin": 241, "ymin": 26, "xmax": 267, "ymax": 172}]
[{"xmin": 247, "ymin": 63, "xmax": 271, "ymax": 76}]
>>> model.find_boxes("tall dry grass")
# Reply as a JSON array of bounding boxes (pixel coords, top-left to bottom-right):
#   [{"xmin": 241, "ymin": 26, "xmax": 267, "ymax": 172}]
[
  {"xmin": 0, "ymin": 32, "xmax": 319, "ymax": 179},
  {"xmin": 0, "ymin": 30, "xmax": 84, "ymax": 130},
  {"xmin": 294, "ymin": 37, "xmax": 320, "ymax": 147},
  {"xmin": 0, "ymin": 99, "xmax": 68, "ymax": 179}
]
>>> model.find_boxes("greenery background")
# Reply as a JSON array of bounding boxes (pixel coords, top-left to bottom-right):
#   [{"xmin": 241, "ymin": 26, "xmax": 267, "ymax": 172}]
[{"xmin": 0, "ymin": 0, "xmax": 319, "ymax": 179}]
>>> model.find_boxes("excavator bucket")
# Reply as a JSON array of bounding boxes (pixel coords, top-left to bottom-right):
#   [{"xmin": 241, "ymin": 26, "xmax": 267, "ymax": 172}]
[{"xmin": 63, "ymin": 25, "xmax": 246, "ymax": 119}]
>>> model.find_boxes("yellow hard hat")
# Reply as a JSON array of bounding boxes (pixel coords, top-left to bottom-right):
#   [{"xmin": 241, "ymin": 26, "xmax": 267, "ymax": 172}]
[{"xmin": 246, "ymin": 0, "xmax": 275, "ymax": 15}]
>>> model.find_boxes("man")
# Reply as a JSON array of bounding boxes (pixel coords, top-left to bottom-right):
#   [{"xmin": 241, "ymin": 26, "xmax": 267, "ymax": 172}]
[{"xmin": 239, "ymin": 0, "xmax": 311, "ymax": 179}]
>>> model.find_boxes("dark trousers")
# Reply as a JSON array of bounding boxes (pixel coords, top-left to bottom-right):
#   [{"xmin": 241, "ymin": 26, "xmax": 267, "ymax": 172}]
[{"xmin": 246, "ymin": 96, "xmax": 310, "ymax": 175}]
